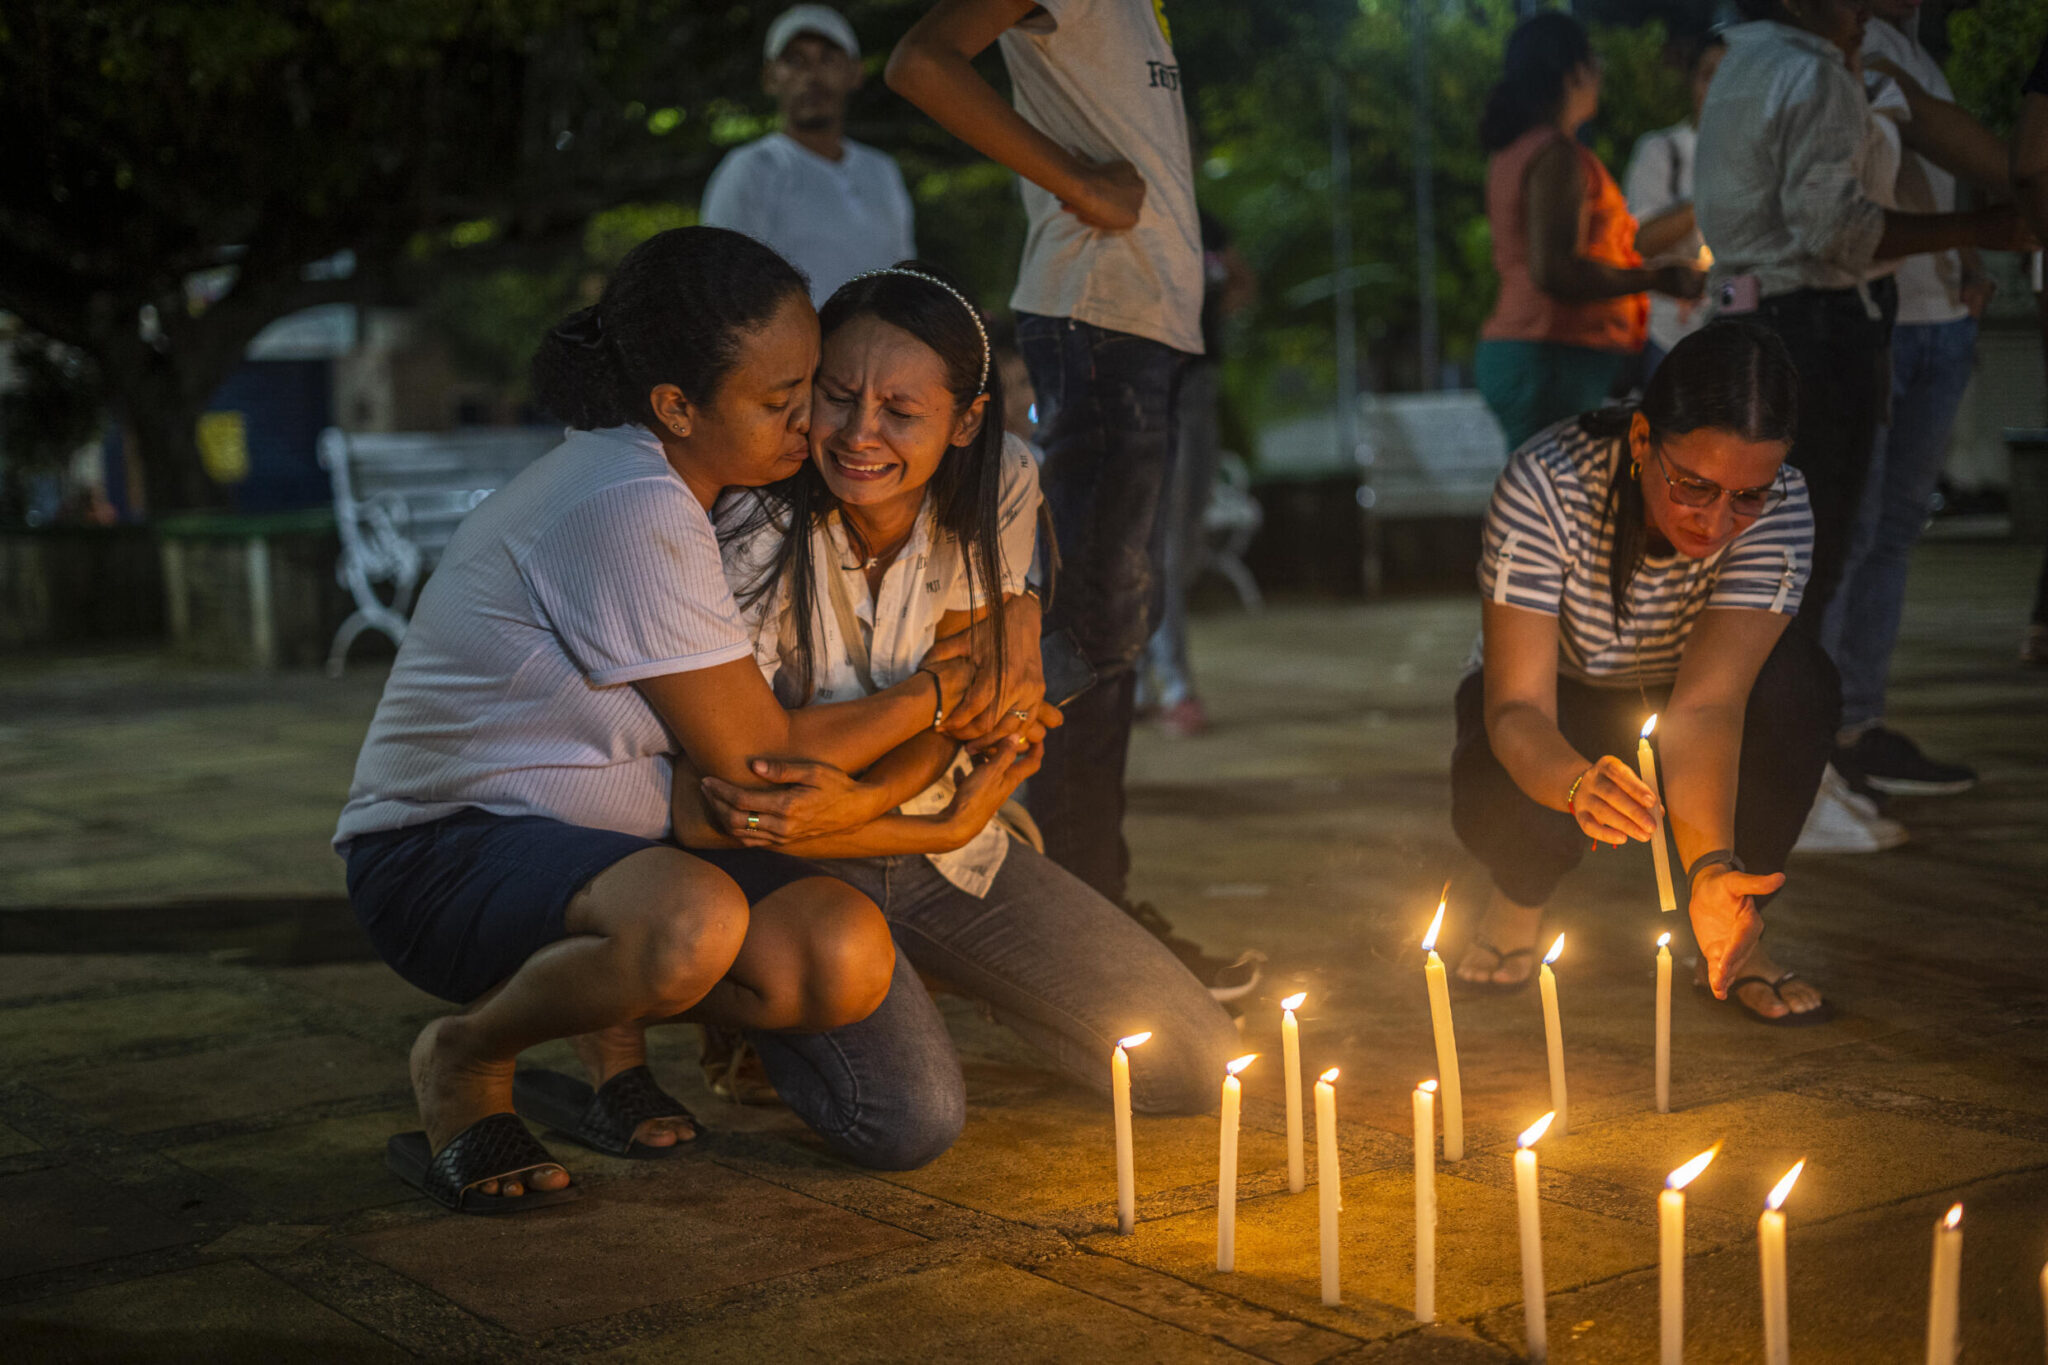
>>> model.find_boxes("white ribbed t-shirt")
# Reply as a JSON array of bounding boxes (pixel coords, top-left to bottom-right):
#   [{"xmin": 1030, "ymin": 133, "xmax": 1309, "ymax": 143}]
[
  {"xmin": 334, "ymin": 425, "xmax": 754, "ymax": 845},
  {"xmin": 1473, "ymin": 417, "xmax": 1813, "ymax": 687}
]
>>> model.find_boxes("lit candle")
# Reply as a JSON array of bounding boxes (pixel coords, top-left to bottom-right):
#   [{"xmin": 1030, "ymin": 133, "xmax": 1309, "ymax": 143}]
[
  {"xmin": 1414, "ymin": 1079, "xmax": 1438, "ymax": 1323},
  {"xmin": 1515, "ymin": 1112, "xmax": 1555, "ymax": 1363},
  {"xmin": 1927, "ymin": 1203, "xmax": 1963, "ymax": 1365},
  {"xmin": 1661, "ymin": 1146, "xmax": 1719, "ymax": 1365},
  {"xmin": 1759, "ymin": 1159, "xmax": 1804, "ymax": 1365},
  {"xmin": 1638, "ymin": 715, "xmax": 1677, "ymax": 912},
  {"xmin": 1538, "ymin": 933, "xmax": 1568, "ymax": 1136},
  {"xmin": 1217, "ymin": 1053, "xmax": 1257, "ymax": 1272},
  {"xmin": 2038, "ymin": 1258, "xmax": 2047, "ymax": 1364},
  {"xmin": 1112, "ymin": 1032, "xmax": 1151, "ymax": 1234},
  {"xmin": 1421, "ymin": 895, "xmax": 1464, "ymax": 1161},
  {"xmin": 1655, "ymin": 932, "xmax": 1673, "ymax": 1114},
  {"xmin": 1282, "ymin": 992, "xmax": 1307, "ymax": 1195},
  {"xmin": 1316, "ymin": 1067, "xmax": 1341, "ymax": 1305}
]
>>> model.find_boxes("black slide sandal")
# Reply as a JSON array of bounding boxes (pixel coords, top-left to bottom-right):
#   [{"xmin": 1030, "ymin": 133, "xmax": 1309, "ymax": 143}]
[
  {"xmin": 1714, "ymin": 972, "xmax": 1836, "ymax": 1027},
  {"xmin": 514, "ymin": 1064, "xmax": 698, "ymax": 1159},
  {"xmin": 385, "ymin": 1112, "xmax": 578, "ymax": 1215},
  {"xmin": 1456, "ymin": 938, "xmax": 1536, "ymax": 994}
]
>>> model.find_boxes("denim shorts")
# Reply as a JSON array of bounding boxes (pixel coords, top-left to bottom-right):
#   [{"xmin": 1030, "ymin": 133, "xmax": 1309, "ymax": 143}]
[{"xmin": 343, "ymin": 808, "xmax": 820, "ymax": 1003}]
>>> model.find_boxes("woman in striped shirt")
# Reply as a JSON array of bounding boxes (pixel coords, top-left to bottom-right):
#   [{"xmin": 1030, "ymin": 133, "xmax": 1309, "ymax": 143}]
[{"xmin": 1451, "ymin": 320, "xmax": 1837, "ymax": 1024}]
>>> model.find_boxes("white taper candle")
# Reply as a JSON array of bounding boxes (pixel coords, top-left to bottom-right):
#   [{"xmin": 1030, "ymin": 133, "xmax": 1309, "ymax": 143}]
[
  {"xmin": 1112, "ymin": 1032, "xmax": 1150, "ymax": 1234},
  {"xmin": 1282, "ymin": 993, "xmax": 1306, "ymax": 1194},
  {"xmin": 1414, "ymin": 1080, "xmax": 1438, "ymax": 1323},
  {"xmin": 1316, "ymin": 1067, "xmax": 1340, "ymax": 1305}
]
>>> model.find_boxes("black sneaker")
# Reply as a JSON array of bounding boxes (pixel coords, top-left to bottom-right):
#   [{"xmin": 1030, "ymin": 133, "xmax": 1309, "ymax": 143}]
[
  {"xmin": 1839, "ymin": 726, "xmax": 1977, "ymax": 796},
  {"xmin": 1123, "ymin": 900, "xmax": 1265, "ymax": 1003}
]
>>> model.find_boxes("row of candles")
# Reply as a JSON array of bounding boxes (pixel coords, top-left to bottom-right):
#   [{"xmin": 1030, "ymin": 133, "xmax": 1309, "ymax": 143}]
[{"xmin": 1113, "ymin": 995, "xmax": 1989, "ymax": 1364}]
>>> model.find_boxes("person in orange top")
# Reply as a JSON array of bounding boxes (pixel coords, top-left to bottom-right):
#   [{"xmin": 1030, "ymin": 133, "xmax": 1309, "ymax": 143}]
[{"xmin": 1476, "ymin": 13, "xmax": 1705, "ymax": 451}]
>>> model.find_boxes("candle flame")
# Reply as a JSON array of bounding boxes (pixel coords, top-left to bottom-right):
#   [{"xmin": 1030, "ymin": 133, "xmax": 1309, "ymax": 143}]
[
  {"xmin": 1518, "ymin": 1112, "xmax": 1556, "ymax": 1148},
  {"xmin": 1320, "ymin": 1067, "xmax": 1340, "ymax": 1083},
  {"xmin": 1697, "ymin": 243, "xmax": 1715, "ymax": 268},
  {"xmin": 1225, "ymin": 1054, "xmax": 1258, "ymax": 1077},
  {"xmin": 1281, "ymin": 991, "xmax": 1307, "ymax": 1011},
  {"xmin": 1117, "ymin": 1031, "xmax": 1153, "ymax": 1050},
  {"xmin": 1666, "ymin": 1144, "xmax": 1720, "ymax": 1190},
  {"xmin": 1943, "ymin": 1203, "xmax": 1962, "ymax": 1229},
  {"xmin": 1765, "ymin": 1160, "xmax": 1805, "ymax": 1211},
  {"xmin": 1641, "ymin": 713, "xmax": 1659, "ymax": 739},
  {"xmin": 1421, "ymin": 901, "xmax": 1446, "ymax": 953},
  {"xmin": 1543, "ymin": 932, "xmax": 1566, "ymax": 965},
  {"xmin": 1419, "ymin": 1079, "xmax": 1438, "ymax": 1093},
  {"xmin": 1657, "ymin": 931, "xmax": 1672, "ymax": 948}
]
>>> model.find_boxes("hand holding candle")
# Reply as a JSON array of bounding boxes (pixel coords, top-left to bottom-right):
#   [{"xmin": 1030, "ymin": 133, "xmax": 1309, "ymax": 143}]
[
  {"xmin": 1637, "ymin": 715, "xmax": 1677, "ymax": 912},
  {"xmin": 1315, "ymin": 1067, "xmax": 1341, "ymax": 1306},
  {"xmin": 1421, "ymin": 895, "xmax": 1465, "ymax": 1161},
  {"xmin": 1515, "ymin": 1112, "xmax": 1556, "ymax": 1363},
  {"xmin": 1217, "ymin": 1053, "xmax": 1256, "ymax": 1272},
  {"xmin": 1759, "ymin": 1159, "xmax": 1803, "ymax": 1365},
  {"xmin": 1414, "ymin": 1080, "xmax": 1438, "ymax": 1323},
  {"xmin": 1282, "ymin": 992, "xmax": 1307, "ymax": 1195},
  {"xmin": 1538, "ymin": 933, "xmax": 1568, "ymax": 1136},
  {"xmin": 1661, "ymin": 1145, "xmax": 1719, "ymax": 1365},
  {"xmin": 1112, "ymin": 1032, "xmax": 1151, "ymax": 1234},
  {"xmin": 1927, "ymin": 1203, "xmax": 1963, "ymax": 1365}
]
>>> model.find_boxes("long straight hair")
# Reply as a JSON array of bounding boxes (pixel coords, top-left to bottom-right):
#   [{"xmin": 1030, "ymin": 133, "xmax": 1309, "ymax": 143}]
[
  {"xmin": 1579, "ymin": 319, "xmax": 1800, "ymax": 621},
  {"xmin": 726, "ymin": 261, "xmax": 1011, "ymax": 705}
]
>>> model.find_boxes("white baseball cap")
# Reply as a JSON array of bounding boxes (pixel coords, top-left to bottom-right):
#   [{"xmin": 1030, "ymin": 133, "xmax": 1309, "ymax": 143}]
[{"xmin": 765, "ymin": 5, "xmax": 860, "ymax": 62}]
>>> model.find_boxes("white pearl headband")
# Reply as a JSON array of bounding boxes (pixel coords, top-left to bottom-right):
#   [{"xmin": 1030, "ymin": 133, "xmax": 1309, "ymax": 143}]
[{"xmin": 844, "ymin": 267, "xmax": 990, "ymax": 394}]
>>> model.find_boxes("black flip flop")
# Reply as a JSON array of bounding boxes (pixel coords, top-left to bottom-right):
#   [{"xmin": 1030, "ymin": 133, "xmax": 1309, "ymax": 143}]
[
  {"xmin": 1455, "ymin": 938, "xmax": 1536, "ymax": 995},
  {"xmin": 513, "ymin": 1064, "xmax": 698, "ymax": 1159},
  {"xmin": 385, "ymin": 1112, "xmax": 578, "ymax": 1215},
  {"xmin": 1708, "ymin": 972, "xmax": 1836, "ymax": 1028}
]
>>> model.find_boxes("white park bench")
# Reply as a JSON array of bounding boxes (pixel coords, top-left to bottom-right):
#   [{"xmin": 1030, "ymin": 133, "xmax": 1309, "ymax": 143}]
[
  {"xmin": 318, "ymin": 426, "xmax": 560, "ymax": 675},
  {"xmin": 1353, "ymin": 391, "xmax": 1510, "ymax": 518}
]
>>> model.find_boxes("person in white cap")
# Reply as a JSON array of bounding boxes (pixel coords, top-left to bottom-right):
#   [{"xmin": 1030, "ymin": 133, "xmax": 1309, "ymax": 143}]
[{"xmin": 702, "ymin": 5, "xmax": 917, "ymax": 305}]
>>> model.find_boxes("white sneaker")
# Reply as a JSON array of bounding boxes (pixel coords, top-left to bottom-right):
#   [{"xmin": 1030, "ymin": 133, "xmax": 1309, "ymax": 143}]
[{"xmin": 1793, "ymin": 765, "xmax": 1908, "ymax": 854}]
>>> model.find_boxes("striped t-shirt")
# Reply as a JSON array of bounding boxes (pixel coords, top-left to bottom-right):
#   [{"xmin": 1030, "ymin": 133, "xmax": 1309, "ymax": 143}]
[
  {"xmin": 335, "ymin": 425, "xmax": 754, "ymax": 845},
  {"xmin": 1473, "ymin": 416, "xmax": 1813, "ymax": 687}
]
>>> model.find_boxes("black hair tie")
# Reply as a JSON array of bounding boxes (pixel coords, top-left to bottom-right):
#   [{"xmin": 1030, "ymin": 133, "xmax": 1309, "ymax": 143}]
[{"xmin": 555, "ymin": 308, "xmax": 607, "ymax": 351}]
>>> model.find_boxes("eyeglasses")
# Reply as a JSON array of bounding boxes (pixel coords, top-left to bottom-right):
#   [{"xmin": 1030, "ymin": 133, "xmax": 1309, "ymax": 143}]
[{"xmin": 1649, "ymin": 445, "xmax": 1785, "ymax": 519}]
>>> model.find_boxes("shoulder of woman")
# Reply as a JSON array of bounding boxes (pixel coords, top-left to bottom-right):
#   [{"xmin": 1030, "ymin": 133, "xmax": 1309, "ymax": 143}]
[{"xmin": 999, "ymin": 432, "xmax": 1042, "ymax": 498}]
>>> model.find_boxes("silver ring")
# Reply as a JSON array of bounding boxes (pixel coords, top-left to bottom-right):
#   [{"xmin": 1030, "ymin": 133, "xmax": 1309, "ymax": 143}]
[
  {"xmin": 745, "ymin": 814, "xmax": 760, "ymax": 830},
  {"xmin": 1012, "ymin": 709, "xmax": 1031, "ymax": 721}
]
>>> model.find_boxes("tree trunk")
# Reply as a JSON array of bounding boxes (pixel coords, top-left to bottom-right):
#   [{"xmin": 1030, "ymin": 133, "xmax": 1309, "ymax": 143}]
[{"xmin": 94, "ymin": 341, "xmax": 222, "ymax": 515}]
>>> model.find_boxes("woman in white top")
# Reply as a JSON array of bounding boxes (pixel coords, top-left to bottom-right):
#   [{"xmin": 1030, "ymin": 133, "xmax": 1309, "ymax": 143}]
[
  {"xmin": 687, "ymin": 265, "xmax": 1238, "ymax": 1149},
  {"xmin": 338, "ymin": 229, "xmax": 989, "ymax": 1213},
  {"xmin": 1452, "ymin": 321, "xmax": 1838, "ymax": 1025}
]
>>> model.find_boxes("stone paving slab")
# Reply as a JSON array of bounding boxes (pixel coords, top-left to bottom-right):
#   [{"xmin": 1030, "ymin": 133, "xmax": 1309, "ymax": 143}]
[
  {"xmin": 0, "ymin": 1166, "xmax": 198, "ymax": 1280},
  {"xmin": 1471, "ymin": 1169, "xmax": 2048, "ymax": 1363},
  {"xmin": 0, "ymin": 989, "xmax": 277, "ymax": 1071},
  {"xmin": 349, "ymin": 1161, "xmax": 925, "ymax": 1333},
  {"xmin": 163, "ymin": 1107, "xmax": 423, "ymax": 1221},
  {"xmin": 34, "ymin": 1033, "xmax": 405, "ymax": 1135},
  {"xmin": 1541, "ymin": 1089, "xmax": 2048, "ymax": 1223},
  {"xmin": 0, "ymin": 1259, "xmax": 411, "ymax": 1364},
  {"xmin": 590, "ymin": 1256, "xmax": 1258, "ymax": 1364},
  {"xmin": 878, "ymin": 1075, "xmax": 1292, "ymax": 1229},
  {"xmin": 1086, "ymin": 1165, "xmax": 1659, "ymax": 1336}
]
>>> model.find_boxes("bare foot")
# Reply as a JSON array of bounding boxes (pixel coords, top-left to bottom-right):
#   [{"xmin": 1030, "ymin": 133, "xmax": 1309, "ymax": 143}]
[
  {"xmin": 1690, "ymin": 946, "xmax": 1827, "ymax": 1019},
  {"xmin": 569, "ymin": 1023, "xmax": 696, "ymax": 1148},
  {"xmin": 410, "ymin": 1016, "xmax": 570, "ymax": 1197},
  {"xmin": 1454, "ymin": 889, "xmax": 1543, "ymax": 986}
]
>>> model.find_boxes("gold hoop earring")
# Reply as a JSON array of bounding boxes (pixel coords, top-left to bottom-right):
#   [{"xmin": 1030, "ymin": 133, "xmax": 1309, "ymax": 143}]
[{"xmin": 1631, "ymin": 460, "xmax": 1641, "ymax": 478}]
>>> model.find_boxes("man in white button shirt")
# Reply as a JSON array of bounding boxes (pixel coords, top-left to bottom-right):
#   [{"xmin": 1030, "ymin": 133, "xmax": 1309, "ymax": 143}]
[{"xmin": 702, "ymin": 6, "xmax": 917, "ymax": 305}]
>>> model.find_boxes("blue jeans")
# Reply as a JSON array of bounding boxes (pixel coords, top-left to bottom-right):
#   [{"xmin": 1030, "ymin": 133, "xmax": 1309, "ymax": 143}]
[
  {"xmin": 1016, "ymin": 314, "xmax": 1190, "ymax": 904},
  {"xmin": 746, "ymin": 842, "xmax": 1238, "ymax": 1170},
  {"xmin": 1822, "ymin": 316, "xmax": 1977, "ymax": 730}
]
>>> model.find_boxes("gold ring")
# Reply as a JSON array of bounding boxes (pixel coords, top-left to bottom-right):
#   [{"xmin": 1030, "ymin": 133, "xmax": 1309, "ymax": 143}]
[{"xmin": 745, "ymin": 814, "xmax": 760, "ymax": 830}]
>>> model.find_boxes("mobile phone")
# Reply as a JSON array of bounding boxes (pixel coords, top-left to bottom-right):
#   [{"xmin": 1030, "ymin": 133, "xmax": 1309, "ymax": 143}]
[
  {"xmin": 1716, "ymin": 274, "xmax": 1761, "ymax": 314},
  {"xmin": 1039, "ymin": 627, "xmax": 1097, "ymax": 709}
]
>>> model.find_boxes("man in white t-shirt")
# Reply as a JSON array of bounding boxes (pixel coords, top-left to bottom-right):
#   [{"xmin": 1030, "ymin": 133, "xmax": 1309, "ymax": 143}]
[
  {"xmin": 888, "ymin": 0, "xmax": 1261, "ymax": 1002},
  {"xmin": 1824, "ymin": 0, "xmax": 1997, "ymax": 799},
  {"xmin": 702, "ymin": 6, "xmax": 917, "ymax": 304}
]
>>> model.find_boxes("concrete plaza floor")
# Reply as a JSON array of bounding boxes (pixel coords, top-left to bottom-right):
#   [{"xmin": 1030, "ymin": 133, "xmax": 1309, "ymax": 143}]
[{"xmin": 3, "ymin": 539, "xmax": 2046, "ymax": 1363}]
